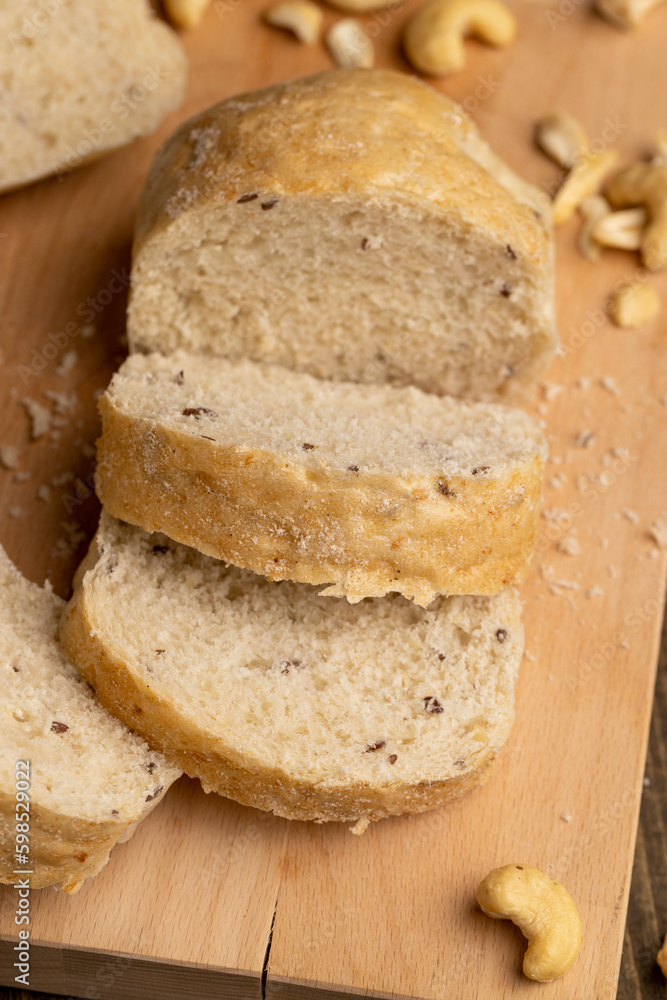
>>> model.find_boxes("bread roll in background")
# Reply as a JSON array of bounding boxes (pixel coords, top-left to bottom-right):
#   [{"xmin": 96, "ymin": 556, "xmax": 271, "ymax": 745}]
[{"xmin": 0, "ymin": 0, "xmax": 186, "ymax": 192}]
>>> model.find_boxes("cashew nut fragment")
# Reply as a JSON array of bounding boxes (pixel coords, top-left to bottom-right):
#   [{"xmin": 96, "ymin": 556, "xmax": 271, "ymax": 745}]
[
  {"xmin": 577, "ymin": 195, "xmax": 611, "ymax": 261},
  {"xmin": 163, "ymin": 0, "xmax": 211, "ymax": 29},
  {"xmin": 402, "ymin": 0, "xmax": 516, "ymax": 77},
  {"xmin": 552, "ymin": 148, "xmax": 619, "ymax": 226},
  {"xmin": 608, "ymin": 282, "xmax": 661, "ymax": 327},
  {"xmin": 326, "ymin": 19, "xmax": 374, "ymax": 66},
  {"xmin": 606, "ymin": 163, "xmax": 667, "ymax": 270},
  {"xmin": 476, "ymin": 864, "xmax": 582, "ymax": 982},
  {"xmin": 535, "ymin": 112, "xmax": 589, "ymax": 171},
  {"xmin": 264, "ymin": 0, "xmax": 323, "ymax": 43},
  {"xmin": 593, "ymin": 207, "xmax": 647, "ymax": 250},
  {"xmin": 594, "ymin": 0, "xmax": 666, "ymax": 29}
]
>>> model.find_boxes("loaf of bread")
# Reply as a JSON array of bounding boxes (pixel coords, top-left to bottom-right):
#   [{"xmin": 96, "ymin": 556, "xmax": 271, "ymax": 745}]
[
  {"xmin": 0, "ymin": 0, "xmax": 186, "ymax": 193},
  {"xmin": 60, "ymin": 514, "xmax": 525, "ymax": 827},
  {"xmin": 127, "ymin": 67, "xmax": 557, "ymax": 404},
  {"xmin": 0, "ymin": 545, "xmax": 180, "ymax": 892},
  {"xmin": 95, "ymin": 351, "xmax": 547, "ymax": 606}
]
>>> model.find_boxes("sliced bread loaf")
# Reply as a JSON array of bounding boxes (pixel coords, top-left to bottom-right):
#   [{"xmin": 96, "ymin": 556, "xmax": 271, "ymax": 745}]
[
  {"xmin": 95, "ymin": 351, "xmax": 547, "ymax": 606},
  {"xmin": 127, "ymin": 67, "xmax": 557, "ymax": 404},
  {"xmin": 0, "ymin": 545, "xmax": 180, "ymax": 892},
  {"xmin": 60, "ymin": 514, "xmax": 525, "ymax": 827},
  {"xmin": 0, "ymin": 0, "xmax": 186, "ymax": 192}
]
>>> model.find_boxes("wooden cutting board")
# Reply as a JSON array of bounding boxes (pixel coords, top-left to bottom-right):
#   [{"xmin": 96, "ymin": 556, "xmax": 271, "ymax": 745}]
[{"xmin": 1, "ymin": 2, "xmax": 666, "ymax": 997}]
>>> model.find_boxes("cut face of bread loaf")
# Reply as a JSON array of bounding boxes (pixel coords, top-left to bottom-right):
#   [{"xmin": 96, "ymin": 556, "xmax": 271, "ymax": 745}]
[
  {"xmin": 0, "ymin": 0, "xmax": 186, "ymax": 192},
  {"xmin": 96, "ymin": 351, "xmax": 547, "ymax": 606},
  {"xmin": 127, "ymin": 68, "xmax": 557, "ymax": 403},
  {"xmin": 0, "ymin": 546, "xmax": 180, "ymax": 892},
  {"xmin": 60, "ymin": 514, "xmax": 525, "ymax": 826}
]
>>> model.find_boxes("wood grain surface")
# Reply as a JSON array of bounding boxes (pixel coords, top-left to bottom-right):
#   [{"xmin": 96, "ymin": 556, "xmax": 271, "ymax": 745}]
[{"xmin": 1, "ymin": 0, "xmax": 666, "ymax": 997}]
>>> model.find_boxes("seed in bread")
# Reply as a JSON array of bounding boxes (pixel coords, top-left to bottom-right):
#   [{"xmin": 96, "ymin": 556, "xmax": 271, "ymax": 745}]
[
  {"xmin": 0, "ymin": 545, "xmax": 180, "ymax": 892},
  {"xmin": 95, "ymin": 351, "xmax": 548, "ymax": 606},
  {"xmin": 60, "ymin": 513, "xmax": 526, "ymax": 827},
  {"xmin": 127, "ymin": 67, "xmax": 557, "ymax": 404},
  {"xmin": 0, "ymin": 0, "xmax": 186, "ymax": 193}
]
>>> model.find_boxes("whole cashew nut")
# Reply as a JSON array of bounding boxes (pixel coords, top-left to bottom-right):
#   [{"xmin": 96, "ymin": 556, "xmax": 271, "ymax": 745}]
[
  {"xmin": 476, "ymin": 864, "xmax": 582, "ymax": 982},
  {"xmin": 605, "ymin": 163, "xmax": 667, "ymax": 270},
  {"xmin": 402, "ymin": 0, "xmax": 516, "ymax": 77},
  {"xmin": 263, "ymin": 0, "xmax": 323, "ymax": 43}
]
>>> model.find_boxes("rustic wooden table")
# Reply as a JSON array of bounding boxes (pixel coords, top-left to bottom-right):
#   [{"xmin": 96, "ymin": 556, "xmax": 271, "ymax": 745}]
[{"xmin": 0, "ymin": 609, "xmax": 664, "ymax": 1000}]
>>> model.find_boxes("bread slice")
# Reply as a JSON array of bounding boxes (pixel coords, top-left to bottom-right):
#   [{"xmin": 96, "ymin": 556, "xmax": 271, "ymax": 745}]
[
  {"xmin": 0, "ymin": 545, "xmax": 180, "ymax": 892},
  {"xmin": 127, "ymin": 67, "xmax": 557, "ymax": 404},
  {"xmin": 0, "ymin": 0, "xmax": 186, "ymax": 193},
  {"xmin": 60, "ymin": 513, "xmax": 525, "ymax": 827},
  {"xmin": 95, "ymin": 351, "xmax": 547, "ymax": 607}
]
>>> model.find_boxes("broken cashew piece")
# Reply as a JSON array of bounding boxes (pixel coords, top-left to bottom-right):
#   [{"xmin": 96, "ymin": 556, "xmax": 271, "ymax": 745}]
[
  {"xmin": 535, "ymin": 112, "xmax": 589, "ymax": 171},
  {"xmin": 263, "ymin": 0, "xmax": 322, "ymax": 43},
  {"xmin": 594, "ymin": 0, "xmax": 666, "ymax": 29},
  {"xmin": 326, "ymin": 19, "xmax": 374, "ymax": 66},
  {"xmin": 606, "ymin": 163, "xmax": 667, "ymax": 270},
  {"xmin": 402, "ymin": 0, "xmax": 516, "ymax": 77},
  {"xmin": 608, "ymin": 283, "xmax": 661, "ymax": 328},
  {"xmin": 592, "ymin": 207, "xmax": 647, "ymax": 250},
  {"xmin": 552, "ymin": 148, "xmax": 619, "ymax": 226},
  {"xmin": 578, "ymin": 195, "xmax": 611, "ymax": 261},
  {"xmin": 476, "ymin": 864, "xmax": 582, "ymax": 982},
  {"xmin": 163, "ymin": 0, "xmax": 211, "ymax": 29}
]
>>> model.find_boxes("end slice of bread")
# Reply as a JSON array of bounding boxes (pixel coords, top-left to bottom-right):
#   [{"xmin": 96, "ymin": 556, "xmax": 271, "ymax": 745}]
[
  {"xmin": 96, "ymin": 351, "xmax": 547, "ymax": 606},
  {"xmin": 127, "ymin": 68, "xmax": 557, "ymax": 403},
  {"xmin": 60, "ymin": 513, "xmax": 525, "ymax": 827},
  {"xmin": 0, "ymin": 545, "xmax": 180, "ymax": 892},
  {"xmin": 0, "ymin": 0, "xmax": 186, "ymax": 192}
]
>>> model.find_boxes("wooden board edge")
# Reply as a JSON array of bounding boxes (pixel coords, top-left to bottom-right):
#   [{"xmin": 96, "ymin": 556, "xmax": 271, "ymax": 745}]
[{"xmin": 0, "ymin": 937, "xmax": 263, "ymax": 1000}]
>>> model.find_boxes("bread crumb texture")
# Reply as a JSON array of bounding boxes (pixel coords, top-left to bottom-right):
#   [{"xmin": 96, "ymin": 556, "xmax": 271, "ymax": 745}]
[
  {"xmin": 60, "ymin": 514, "xmax": 526, "ymax": 825},
  {"xmin": 0, "ymin": 545, "xmax": 179, "ymax": 892},
  {"xmin": 96, "ymin": 352, "xmax": 547, "ymax": 604},
  {"xmin": 128, "ymin": 68, "xmax": 557, "ymax": 403}
]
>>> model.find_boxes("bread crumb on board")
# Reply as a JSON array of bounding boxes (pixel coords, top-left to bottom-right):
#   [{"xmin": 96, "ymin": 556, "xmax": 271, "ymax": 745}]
[
  {"xmin": 586, "ymin": 585, "xmax": 604, "ymax": 598},
  {"xmin": 557, "ymin": 536, "xmax": 581, "ymax": 556},
  {"xmin": 648, "ymin": 520, "xmax": 667, "ymax": 550},
  {"xmin": 574, "ymin": 430, "xmax": 595, "ymax": 448},
  {"xmin": 8, "ymin": 506, "xmax": 24, "ymax": 519},
  {"xmin": 54, "ymin": 350, "xmax": 78, "ymax": 377},
  {"xmin": 621, "ymin": 508, "xmax": 640, "ymax": 524},
  {"xmin": 22, "ymin": 398, "xmax": 52, "ymax": 439},
  {"xmin": 0, "ymin": 444, "xmax": 20, "ymax": 469}
]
